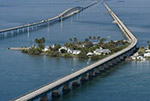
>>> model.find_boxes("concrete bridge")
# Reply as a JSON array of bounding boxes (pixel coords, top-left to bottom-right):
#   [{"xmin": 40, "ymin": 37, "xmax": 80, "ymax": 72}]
[
  {"xmin": 14, "ymin": 3, "xmax": 137, "ymax": 101},
  {"xmin": 0, "ymin": 2, "xmax": 98, "ymax": 39}
]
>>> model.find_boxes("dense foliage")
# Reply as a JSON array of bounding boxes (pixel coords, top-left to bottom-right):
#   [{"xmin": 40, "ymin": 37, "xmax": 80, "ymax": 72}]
[{"xmin": 22, "ymin": 36, "xmax": 129, "ymax": 60}]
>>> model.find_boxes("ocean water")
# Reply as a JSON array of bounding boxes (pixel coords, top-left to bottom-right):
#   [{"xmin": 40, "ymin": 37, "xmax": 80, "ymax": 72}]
[{"xmin": 0, "ymin": 0, "xmax": 150, "ymax": 100}]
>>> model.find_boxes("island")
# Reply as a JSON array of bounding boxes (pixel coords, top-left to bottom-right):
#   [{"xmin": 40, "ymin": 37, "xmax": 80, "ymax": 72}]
[
  {"xmin": 9, "ymin": 36, "xmax": 129, "ymax": 60},
  {"xmin": 129, "ymin": 46, "xmax": 150, "ymax": 61}
]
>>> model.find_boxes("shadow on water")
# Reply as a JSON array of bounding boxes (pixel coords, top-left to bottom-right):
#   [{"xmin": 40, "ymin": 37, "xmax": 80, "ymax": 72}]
[{"xmin": 53, "ymin": 61, "xmax": 128, "ymax": 101}]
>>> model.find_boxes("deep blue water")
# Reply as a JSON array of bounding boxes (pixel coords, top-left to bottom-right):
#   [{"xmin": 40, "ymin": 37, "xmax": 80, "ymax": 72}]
[{"xmin": 0, "ymin": 0, "xmax": 150, "ymax": 100}]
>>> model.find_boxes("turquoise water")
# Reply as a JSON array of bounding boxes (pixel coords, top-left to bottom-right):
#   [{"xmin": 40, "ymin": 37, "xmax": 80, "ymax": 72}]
[{"xmin": 0, "ymin": 0, "xmax": 150, "ymax": 100}]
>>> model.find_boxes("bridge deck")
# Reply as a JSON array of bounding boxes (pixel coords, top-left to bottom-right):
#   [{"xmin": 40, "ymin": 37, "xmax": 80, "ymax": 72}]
[
  {"xmin": 0, "ymin": 1, "xmax": 98, "ymax": 34},
  {"xmin": 14, "ymin": 3, "xmax": 137, "ymax": 101}
]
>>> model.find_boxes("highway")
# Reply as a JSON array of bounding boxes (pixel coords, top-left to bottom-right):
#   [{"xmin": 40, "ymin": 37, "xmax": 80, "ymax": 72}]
[
  {"xmin": 14, "ymin": 3, "xmax": 137, "ymax": 101},
  {"xmin": 0, "ymin": 2, "xmax": 98, "ymax": 35}
]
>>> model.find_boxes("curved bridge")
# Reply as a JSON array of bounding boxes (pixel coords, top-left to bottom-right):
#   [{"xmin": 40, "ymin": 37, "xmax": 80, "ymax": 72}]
[
  {"xmin": 0, "ymin": 2, "xmax": 98, "ymax": 39},
  {"xmin": 14, "ymin": 3, "xmax": 137, "ymax": 101}
]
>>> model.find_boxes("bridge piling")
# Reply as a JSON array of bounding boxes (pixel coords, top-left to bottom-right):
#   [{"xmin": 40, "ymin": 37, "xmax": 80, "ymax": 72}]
[
  {"xmin": 72, "ymin": 79, "xmax": 80, "ymax": 88},
  {"xmin": 1, "ymin": 33, "xmax": 4, "ymax": 39},
  {"xmin": 62, "ymin": 83, "xmax": 71, "ymax": 95},
  {"xmin": 40, "ymin": 94, "xmax": 48, "ymax": 101},
  {"xmin": 51, "ymin": 89, "xmax": 61, "ymax": 99},
  {"xmin": 99, "ymin": 67, "xmax": 105, "ymax": 73},
  {"xmin": 94, "ymin": 68, "xmax": 100, "ymax": 75},
  {"xmin": 19, "ymin": 29, "xmax": 23, "ymax": 34},
  {"xmin": 81, "ymin": 74, "xmax": 89, "ymax": 83},
  {"xmin": 13, "ymin": 30, "xmax": 17, "ymax": 36},
  {"xmin": 108, "ymin": 61, "xmax": 114, "ymax": 67},
  {"xmin": 89, "ymin": 70, "xmax": 96, "ymax": 79},
  {"xmin": 103, "ymin": 64, "xmax": 110, "ymax": 70}
]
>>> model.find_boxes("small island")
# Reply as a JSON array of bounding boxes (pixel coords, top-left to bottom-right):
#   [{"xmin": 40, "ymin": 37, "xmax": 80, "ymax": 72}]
[
  {"xmin": 130, "ymin": 46, "xmax": 150, "ymax": 61},
  {"xmin": 9, "ymin": 36, "xmax": 129, "ymax": 60},
  {"xmin": 127, "ymin": 41, "xmax": 150, "ymax": 61}
]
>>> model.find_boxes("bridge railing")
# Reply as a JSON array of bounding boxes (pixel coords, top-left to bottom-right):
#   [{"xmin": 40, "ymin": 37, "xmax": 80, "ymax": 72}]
[
  {"xmin": 13, "ymin": 2, "xmax": 138, "ymax": 101},
  {"xmin": 0, "ymin": 6, "xmax": 84, "ymax": 36}
]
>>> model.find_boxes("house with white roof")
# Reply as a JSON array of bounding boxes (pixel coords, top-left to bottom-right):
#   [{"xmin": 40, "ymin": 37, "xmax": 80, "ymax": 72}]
[
  {"xmin": 94, "ymin": 49, "xmax": 111, "ymax": 55},
  {"xmin": 137, "ymin": 56, "xmax": 146, "ymax": 61},
  {"xmin": 72, "ymin": 50, "xmax": 81, "ymax": 55},
  {"xmin": 59, "ymin": 46, "xmax": 68, "ymax": 52},
  {"xmin": 42, "ymin": 46, "xmax": 49, "ymax": 52},
  {"xmin": 131, "ymin": 56, "xmax": 136, "ymax": 60},
  {"xmin": 67, "ymin": 49, "xmax": 73, "ymax": 54},
  {"xmin": 144, "ymin": 53, "xmax": 150, "ymax": 57},
  {"xmin": 59, "ymin": 46, "xmax": 73, "ymax": 53},
  {"xmin": 87, "ymin": 52, "xmax": 94, "ymax": 56},
  {"xmin": 145, "ymin": 50, "xmax": 150, "ymax": 53}
]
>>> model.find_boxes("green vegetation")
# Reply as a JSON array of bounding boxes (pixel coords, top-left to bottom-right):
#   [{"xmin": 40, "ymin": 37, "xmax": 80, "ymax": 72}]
[
  {"xmin": 28, "ymin": 47, "xmax": 42, "ymax": 55},
  {"xmin": 21, "ymin": 36, "xmax": 129, "ymax": 60},
  {"xmin": 78, "ymin": 51, "xmax": 88, "ymax": 59},
  {"xmin": 35, "ymin": 37, "xmax": 45, "ymax": 50},
  {"xmin": 46, "ymin": 51, "xmax": 60, "ymax": 57},
  {"xmin": 137, "ymin": 47, "xmax": 145, "ymax": 56},
  {"xmin": 22, "ymin": 37, "xmax": 45, "ymax": 55}
]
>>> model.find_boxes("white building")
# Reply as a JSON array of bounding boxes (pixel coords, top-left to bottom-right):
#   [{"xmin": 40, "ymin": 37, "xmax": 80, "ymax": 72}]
[
  {"xmin": 94, "ymin": 49, "xmax": 111, "ymax": 55},
  {"xmin": 67, "ymin": 49, "xmax": 73, "ymax": 54},
  {"xmin": 144, "ymin": 53, "xmax": 150, "ymax": 57},
  {"xmin": 145, "ymin": 50, "xmax": 150, "ymax": 53},
  {"xmin": 42, "ymin": 46, "xmax": 49, "ymax": 52},
  {"xmin": 131, "ymin": 56, "xmax": 136, "ymax": 60},
  {"xmin": 77, "ymin": 44, "xmax": 85, "ymax": 48},
  {"xmin": 59, "ymin": 46, "xmax": 68, "ymax": 52},
  {"xmin": 59, "ymin": 46, "xmax": 74, "ymax": 54},
  {"xmin": 137, "ymin": 56, "xmax": 146, "ymax": 61},
  {"xmin": 72, "ymin": 50, "xmax": 81, "ymax": 55},
  {"xmin": 51, "ymin": 44, "xmax": 55, "ymax": 48},
  {"xmin": 87, "ymin": 52, "xmax": 94, "ymax": 56}
]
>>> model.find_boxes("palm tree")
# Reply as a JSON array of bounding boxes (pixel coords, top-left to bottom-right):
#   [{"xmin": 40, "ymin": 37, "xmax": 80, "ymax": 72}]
[
  {"xmin": 85, "ymin": 38, "xmax": 89, "ymax": 43},
  {"xmin": 93, "ymin": 36, "xmax": 96, "ymax": 40},
  {"xmin": 89, "ymin": 36, "xmax": 92, "ymax": 40},
  {"xmin": 35, "ymin": 38, "xmax": 40, "ymax": 44},
  {"xmin": 147, "ymin": 41, "xmax": 150, "ymax": 49},
  {"xmin": 41, "ymin": 37, "xmax": 45, "ymax": 44},
  {"xmin": 69, "ymin": 38, "xmax": 72, "ymax": 43},
  {"xmin": 97, "ymin": 36, "xmax": 100, "ymax": 41},
  {"xmin": 74, "ymin": 37, "xmax": 77, "ymax": 43},
  {"xmin": 34, "ymin": 37, "xmax": 46, "ymax": 49},
  {"xmin": 147, "ymin": 41, "xmax": 150, "ymax": 45},
  {"xmin": 100, "ymin": 38, "xmax": 106, "ymax": 44}
]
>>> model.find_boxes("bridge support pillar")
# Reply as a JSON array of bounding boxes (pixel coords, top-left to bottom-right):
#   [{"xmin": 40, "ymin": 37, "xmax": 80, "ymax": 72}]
[
  {"xmin": 89, "ymin": 71, "xmax": 95, "ymax": 79},
  {"xmin": 13, "ymin": 30, "xmax": 17, "ymax": 36},
  {"xmin": 81, "ymin": 74, "xmax": 88, "ymax": 83},
  {"xmin": 120, "ymin": 56, "xmax": 125, "ymax": 61},
  {"xmin": 62, "ymin": 83, "xmax": 71, "ymax": 94},
  {"xmin": 72, "ymin": 79, "xmax": 80, "ymax": 87},
  {"xmin": 40, "ymin": 94, "xmax": 48, "ymax": 101},
  {"xmin": 116, "ymin": 57, "xmax": 121, "ymax": 63},
  {"xmin": 19, "ymin": 29, "xmax": 23, "ymax": 34},
  {"xmin": 112, "ymin": 60, "xmax": 117, "ymax": 66},
  {"xmin": 94, "ymin": 68, "xmax": 100, "ymax": 75},
  {"xmin": 51, "ymin": 89, "xmax": 60, "ymax": 99},
  {"xmin": 104, "ymin": 64, "xmax": 110, "ymax": 70},
  {"xmin": 99, "ymin": 67, "xmax": 105, "ymax": 73},
  {"xmin": 23, "ymin": 28, "xmax": 27, "ymax": 33},
  {"xmin": 108, "ymin": 61, "xmax": 113, "ymax": 67}
]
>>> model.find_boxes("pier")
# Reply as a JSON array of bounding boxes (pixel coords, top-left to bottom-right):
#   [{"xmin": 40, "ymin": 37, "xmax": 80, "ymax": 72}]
[{"xmin": 14, "ymin": 3, "xmax": 137, "ymax": 101}]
